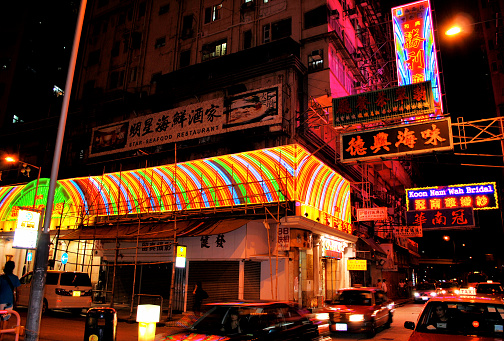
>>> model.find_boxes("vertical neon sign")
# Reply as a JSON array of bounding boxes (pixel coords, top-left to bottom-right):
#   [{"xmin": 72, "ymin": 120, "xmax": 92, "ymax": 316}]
[{"xmin": 392, "ymin": 0, "xmax": 443, "ymax": 115}]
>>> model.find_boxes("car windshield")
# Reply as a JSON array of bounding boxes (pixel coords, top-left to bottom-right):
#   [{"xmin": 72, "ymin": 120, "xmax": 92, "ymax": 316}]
[
  {"xmin": 477, "ymin": 284, "xmax": 503, "ymax": 294},
  {"xmin": 332, "ymin": 290, "xmax": 373, "ymax": 306},
  {"xmin": 60, "ymin": 273, "xmax": 91, "ymax": 286},
  {"xmin": 439, "ymin": 283, "xmax": 458, "ymax": 289},
  {"xmin": 417, "ymin": 283, "xmax": 436, "ymax": 290},
  {"xmin": 416, "ymin": 301, "xmax": 504, "ymax": 337},
  {"xmin": 191, "ymin": 305, "xmax": 280, "ymax": 336}
]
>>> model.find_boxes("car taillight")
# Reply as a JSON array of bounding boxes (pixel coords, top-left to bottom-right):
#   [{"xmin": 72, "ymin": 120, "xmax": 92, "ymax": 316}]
[{"xmin": 82, "ymin": 290, "xmax": 93, "ymax": 296}]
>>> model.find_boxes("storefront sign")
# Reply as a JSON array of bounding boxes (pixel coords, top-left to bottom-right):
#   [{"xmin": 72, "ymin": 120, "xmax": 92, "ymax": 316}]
[
  {"xmin": 406, "ymin": 182, "xmax": 498, "ymax": 211},
  {"xmin": 406, "ymin": 207, "xmax": 475, "ymax": 229},
  {"xmin": 13, "ymin": 209, "xmax": 41, "ymax": 249},
  {"xmin": 392, "ymin": 0, "xmax": 442, "ymax": 114},
  {"xmin": 321, "ymin": 236, "xmax": 348, "ymax": 259},
  {"xmin": 347, "ymin": 259, "xmax": 367, "ymax": 271},
  {"xmin": 341, "ymin": 118, "xmax": 452, "ymax": 162},
  {"xmin": 90, "ymin": 86, "xmax": 281, "ymax": 157},
  {"xmin": 175, "ymin": 245, "xmax": 186, "ymax": 268},
  {"xmin": 277, "ymin": 226, "xmax": 290, "ymax": 251},
  {"xmin": 333, "ymin": 81, "xmax": 435, "ymax": 126},
  {"xmin": 394, "ymin": 225, "xmax": 422, "ymax": 237},
  {"xmin": 357, "ymin": 207, "xmax": 388, "ymax": 221}
]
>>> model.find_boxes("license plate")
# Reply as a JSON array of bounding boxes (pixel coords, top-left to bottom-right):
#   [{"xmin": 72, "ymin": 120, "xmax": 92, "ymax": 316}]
[
  {"xmin": 422, "ymin": 297, "xmax": 429, "ymax": 300},
  {"xmin": 72, "ymin": 291, "xmax": 81, "ymax": 297},
  {"xmin": 335, "ymin": 323, "xmax": 348, "ymax": 331}
]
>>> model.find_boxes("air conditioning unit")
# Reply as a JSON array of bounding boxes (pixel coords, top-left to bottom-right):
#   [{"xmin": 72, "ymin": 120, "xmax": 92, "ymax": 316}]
[{"xmin": 311, "ymin": 49, "xmax": 323, "ymax": 60}]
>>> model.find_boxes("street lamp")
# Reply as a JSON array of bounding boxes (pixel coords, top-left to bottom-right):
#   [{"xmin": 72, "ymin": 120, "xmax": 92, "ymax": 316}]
[
  {"xmin": 5, "ymin": 156, "xmax": 41, "ymax": 208},
  {"xmin": 443, "ymin": 235, "xmax": 456, "ymax": 262}
]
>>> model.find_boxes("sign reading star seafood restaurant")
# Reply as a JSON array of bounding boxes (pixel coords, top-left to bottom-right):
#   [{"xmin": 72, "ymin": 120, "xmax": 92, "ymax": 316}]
[{"xmin": 406, "ymin": 182, "xmax": 498, "ymax": 211}]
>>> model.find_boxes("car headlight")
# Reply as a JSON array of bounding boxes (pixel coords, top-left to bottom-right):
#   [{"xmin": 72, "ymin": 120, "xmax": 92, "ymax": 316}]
[
  {"xmin": 315, "ymin": 313, "xmax": 329, "ymax": 321},
  {"xmin": 441, "ymin": 290, "xmax": 446, "ymax": 294},
  {"xmin": 454, "ymin": 289, "xmax": 460, "ymax": 295},
  {"xmin": 430, "ymin": 292, "xmax": 437, "ymax": 296},
  {"xmin": 414, "ymin": 292, "xmax": 420, "ymax": 297},
  {"xmin": 349, "ymin": 314, "xmax": 365, "ymax": 322}
]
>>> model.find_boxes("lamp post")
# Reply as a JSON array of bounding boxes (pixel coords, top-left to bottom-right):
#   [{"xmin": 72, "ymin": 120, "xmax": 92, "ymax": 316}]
[
  {"xmin": 5, "ymin": 157, "xmax": 41, "ymax": 208},
  {"xmin": 443, "ymin": 235, "xmax": 456, "ymax": 262}
]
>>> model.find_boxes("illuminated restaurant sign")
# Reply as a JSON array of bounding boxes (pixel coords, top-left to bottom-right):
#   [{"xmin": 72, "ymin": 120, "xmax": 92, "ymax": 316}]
[
  {"xmin": 347, "ymin": 259, "xmax": 367, "ymax": 271},
  {"xmin": 406, "ymin": 207, "xmax": 475, "ymax": 229},
  {"xmin": 406, "ymin": 182, "xmax": 498, "ymax": 211},
  {"xmin": 333, "ymin": 81, "xmax": 435, "ymax": 126},
  {"xmin": 321, "ymin": 236, "xmax": 348, "ymax": 259},
  {"xmin": 392, "ymin": 0, "xmax": 442, "ymax": 115},
  {"xmin": 341, "ymin": 118, "xmax": 452, "ymax": 162}
]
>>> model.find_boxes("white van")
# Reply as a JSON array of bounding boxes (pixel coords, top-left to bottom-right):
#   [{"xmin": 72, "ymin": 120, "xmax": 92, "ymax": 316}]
[{"xmin": 17, "ymin": 270, "xmax": 93, "ymax": 314}]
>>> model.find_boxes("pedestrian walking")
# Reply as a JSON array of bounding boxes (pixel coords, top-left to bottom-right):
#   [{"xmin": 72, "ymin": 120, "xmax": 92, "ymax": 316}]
[
  {"xmin": 0, "ymin": 261, "xmax": 21, "ymax": 331},
  {"xmin": 192, "ymin": 281, "xmax": 208, "ymax": 317},
  {"xmin": 382, "ymin": 279, "xmax": 388, "ymax": 293}
]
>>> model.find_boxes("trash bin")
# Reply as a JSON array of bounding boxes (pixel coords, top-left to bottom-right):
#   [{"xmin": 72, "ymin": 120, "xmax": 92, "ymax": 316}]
[{"xmin": 84, "ymin": 307, "xmax": 117, "ymax": 341}]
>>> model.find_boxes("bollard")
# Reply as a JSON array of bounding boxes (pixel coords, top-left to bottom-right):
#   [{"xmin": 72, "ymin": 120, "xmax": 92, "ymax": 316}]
[{"xmin": 136, "ymin": 305, "xmax": 160, "ymax": 341}]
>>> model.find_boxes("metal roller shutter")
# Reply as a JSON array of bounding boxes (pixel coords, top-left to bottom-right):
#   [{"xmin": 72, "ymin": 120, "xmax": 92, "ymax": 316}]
[
  {"xmin": 188, "ymin": 261, "xmax": 239, "ymax": 308},
  {"xmin": 244, "ymin": 261, "xmax": 261, "ymax": 300}
]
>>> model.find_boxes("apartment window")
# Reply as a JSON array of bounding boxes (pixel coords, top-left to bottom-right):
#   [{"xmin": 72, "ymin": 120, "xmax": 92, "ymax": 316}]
[
  {"xmin": 109, "ymin": 70, "xmax": 125, "ymax": 89},
  {"xmin": 180, "ymin": 50, "xmax": 191, "ymax": 68},
  {"xmin": 244, "ymin": 30, "xmax": 252, "ymax": 49},
  {"xmin": 151, "ymin": 72, "xmax": 162, "ymax": 84},
  {"xmin": 204, "ymin": 4, "xmax": 223, "ymax": 23},
  {"xmin": 489, "ymin": 39, "xmax": 495, "ymax": 50},
  {"xmin": 118, "ymin": 13, "xmax": 126, "ymax": 25},
  {"xmin": 263, "ymin": 24, "xmax": 270, "ymax": 43},
  {"xmin": 155, "ymin": 37, "xmax": 166, "ymax": 49},
  {"xmin": 88, "ymin": 50, "xmax": 100, "ymax": 66},
  {"xmin": 202, "ymin": 39, "xmax": 227, "ymax": 61},
  {"xmin": 131, "ymin": 32, "xmax": 141, "ymax": 49},
  {"xmin": 272, "ymin": 18, "xmax": 291, "ymax": 40},
  {"xmin": 111, "ymin": 41, "xmax": 120, "ymax": 57},
  {"xmin": 304, "ymin": 6, "xmax": 327, "ymax": 29},
  {"xmin": 129, "ymin": 67, "xmax": 137, "ymax": 82},
  {"xmin": 159, "ymin": 4, "xmax": 169, "ymax": 15},
  {"xmin": 182, "ymin": 15, "xmax": 194, "ymax": 38},
  {"xmin": 308, "ymin": 49, "xmax": 324, "ymax": 71}
]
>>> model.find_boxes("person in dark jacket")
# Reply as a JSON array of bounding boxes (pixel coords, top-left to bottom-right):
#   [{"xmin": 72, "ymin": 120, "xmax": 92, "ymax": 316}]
[
  {"xmin": 0, "ymin": 261, "xmax": 21, "ymax": 323},
  {"xmin": 192, "ymin": 281, "xmax": 208, "ymax": 316}
]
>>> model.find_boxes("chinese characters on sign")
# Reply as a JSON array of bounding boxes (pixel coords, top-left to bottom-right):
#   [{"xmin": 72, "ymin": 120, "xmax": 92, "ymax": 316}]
[
  {"xmin": 200, "ymin": 234, "xmax": 227, "ymax": 248},
  {"xmin": 394, "ymin": 225, "xmax": 422, "ymax": 238},
  {"xmin": 141, "ymin": 241, "xmax": 172, "ymax": 252},
  {"xmin": 90, "ymin": 86, "xmax": 282, "ymax": 157},
  {"xmin": 406, "ymin": 182, "xmax": 498, "ymax": 211},
  {"xmin": 405, "ymin": 207, "xmax": 475, "ymax": 229},
  {"xmin": 392, "ymin": 0, "xmax": 443, "ymax": 114},
  {"xmin": 357, "ymin": 207, "xmax": 388, "ymax": 221},
  {"xmin": 13, "ymin": 209, "xmax": 41, "ymax": 249},
  {"xmin": 347, "ymin": 259, "xmax": 367, "ymax": 271},
  {"xmin": 332, "ymin": 81, "xmax": 435, "ymax": 126},
  {"xmin": 320, "ymin": 236, "xmax": 348, "ymax": 259},
  {"xmin": 277, "ymin": 226, "xmax": 290, "ymax": 251},
  {"xmin": 341, "ymin": 118, "xmax": 452, "ymax": 162}
]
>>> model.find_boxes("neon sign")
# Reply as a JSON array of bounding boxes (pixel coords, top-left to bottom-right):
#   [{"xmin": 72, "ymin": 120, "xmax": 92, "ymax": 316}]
[
  {"xmin": 392, "ymin": 0, "xmax": 442, "ymax": 115},
  {"xmin": 406, "ymin": 182, "xmax": 498, "ymax": 211}
]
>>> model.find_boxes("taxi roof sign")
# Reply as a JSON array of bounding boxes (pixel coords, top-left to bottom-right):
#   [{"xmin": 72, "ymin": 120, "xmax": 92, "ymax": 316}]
[{"xmin": 459, "ymin": 287, "xmax": 476, "ymax": 295}]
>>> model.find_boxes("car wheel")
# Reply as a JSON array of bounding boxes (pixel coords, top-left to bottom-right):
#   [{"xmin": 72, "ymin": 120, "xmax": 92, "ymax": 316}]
[
  {"xmin": 42, "ymin": 299, "xmax": 49, "ymax": 315},
  {"xmin": 366, "ymin": 322, "xmax": 376, "ymax": 338},
  {"xmin": 384, "ymin": 313, "xmax": 392, "ymax": 328}
]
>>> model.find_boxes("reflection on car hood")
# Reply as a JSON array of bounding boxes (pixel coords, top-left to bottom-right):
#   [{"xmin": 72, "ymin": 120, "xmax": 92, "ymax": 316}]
[
  {"xmin": 325, "ymin": 305, "xmax": 375, "ymax": 313},
  {"xmin": 408, "ymin": 331, "xmax": 499, "ymax": 341},
  {"xmin": 156, "ymin": 332, "xmax": 230, "ymax": 341}
]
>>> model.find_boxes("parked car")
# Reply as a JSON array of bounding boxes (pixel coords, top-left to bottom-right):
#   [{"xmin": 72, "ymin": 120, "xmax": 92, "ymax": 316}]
[
  {"xmin": 16, "ymin": 270, "xmax": 92, "ymax": 314},
  {"xmin": 154, "ymin": 301, "xmax": 321, "ymax": 340},
  {"xmin": 475, "ymin": 281, "xmax": 504, "ymax": 298},
  {"xmin": 436, "ymin": 282, "xmax": 460, "ymax": 295},
  {"xmin": 404, "ymin": 294, "xmax": 504, "ymax": 340},
  {"xmin": 413, "ymin": 283, "xmax": 437, "ymax": 303},
  {"xmin": 319, "ymin": 287, "xmax": 394, "ymax": 338}
]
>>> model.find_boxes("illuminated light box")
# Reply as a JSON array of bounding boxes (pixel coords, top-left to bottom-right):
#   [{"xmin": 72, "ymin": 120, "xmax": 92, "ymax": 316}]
[
  {"xmin": 406, "ymin": 182, "xmax": 498, "ymax": 211},
  {"xmin": 406, "ymin": 207, "xmax": 475, "ymax": 229},
  {"xmin": 392, "ymin": 0, "xmax": 443, "ymax": 115},
  {"xmin": 13, "ymin": 209, "xmax": 41, "ymax": 249}
]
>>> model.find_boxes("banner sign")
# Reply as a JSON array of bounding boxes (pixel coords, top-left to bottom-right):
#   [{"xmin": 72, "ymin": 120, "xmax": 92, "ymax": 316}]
[
  {"xmin": 394, "ymin": 225, "xmax": 422, "ymax": 237},
  {"xmin": 357, "ymin": 207, "xmax": 388, "ymax": 221},
  {"xmin": 392, "ymin": 0, "xmax": 442, "ymax": 114},
  {"xmin": 90, "ymin": 86, "xmax": 281, "ymax": 157},
  {"xmin": 406, "ymin": 207, "xmax": 475, "ymax": 229},
  {"xmin": 333, "ymin": 81, "xmax": 435, "ymax": 126},
  {"xmin": 406, "ymin": 182, "xmax": 498, "ymax": 211},
  {"xmin": 347, "ymin": 259, "xmax": 367, "ymax": 271},
  {"xmin": 13, "ymin": 209, "xmax": 41, "ymax": 249},
  {"xmin": 341, "ymin": 118, "xmax": 453, "ymax": 162}
]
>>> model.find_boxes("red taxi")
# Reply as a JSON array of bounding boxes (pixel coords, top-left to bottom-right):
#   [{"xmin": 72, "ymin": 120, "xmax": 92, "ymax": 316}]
[
  {"xmin": 404, "ymin": 288, "xmax": 504, "ymax": 340},
  {"xmin": 319, "ymin": 287, "xmax": 394, "ymax": 338}
]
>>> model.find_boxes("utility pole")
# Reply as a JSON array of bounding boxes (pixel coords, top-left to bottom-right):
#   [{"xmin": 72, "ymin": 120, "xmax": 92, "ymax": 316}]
[{"xmin": 25, "ymin": 0, "xmax": 87, "ymax": 339}]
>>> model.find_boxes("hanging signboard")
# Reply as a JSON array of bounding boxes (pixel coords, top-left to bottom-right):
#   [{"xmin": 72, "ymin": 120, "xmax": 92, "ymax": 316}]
[
  {"xmin": 406, "ymin": 207, "xmax": 475, "ymax": 230},
  {"xmin": 392, "ymin": 0, "xmax": 443, "ymax": 115},
  {"xmin": 406, "ymin": 182, "xmax": 498, "ymax": 211},
  {"xmin": 333, "ymin": 81, "xmax": 435, "ymax": 126},
  {"xmin": 357, "ymin": 207, "xmax": 388, "ymax": 221},
  {"xmin": 277, "ymin": 226, "xmax": 291, "ymax": 251},
  {"xmin": 394, "ymin": 225, "xmax": 423, "ymax": 238},
  {"xmin": 175, "ymin": 245, "xmax": 187, "ymax": 268},
  {"xmin": 13, "ymin": 209, "xmax": 41, "ymax": 249},
  {"xmin": 341, "ymin": 118, "xmax": 453, "ymax": 162},
  {"xmin": 347, "ymin": 259, "xmax": 367, "ymax": 271}
]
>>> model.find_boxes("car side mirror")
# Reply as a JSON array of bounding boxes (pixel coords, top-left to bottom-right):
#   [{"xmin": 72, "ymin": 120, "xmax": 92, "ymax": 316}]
[{"xmin": 404, "ymin": 321, "xmax": 415, "ymax": 330}]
